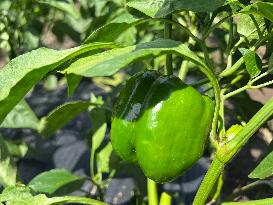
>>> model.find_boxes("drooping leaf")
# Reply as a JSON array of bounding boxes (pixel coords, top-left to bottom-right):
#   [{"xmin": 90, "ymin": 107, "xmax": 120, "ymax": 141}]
[
  {"xmin": 38, "ymin": 101, "xmax": 91, "ymax": 138},
  {"xmin": 240, "ymin": 2, "xmax": 273, "ymax": 22},
  {"xmin": 84, "ymin": 11, "xmax": 144, "ymax": 44},
  {"xmin": 0, "ymin": 42, "xmax": 115, "ymax": 125},
  {"xmin": 28, "ymin": 169, "xmax": 85, "ymax": 195},
  {"xmin": 37, "ymin": 0, "xmax": 79, "ymax": 18},
  {"xmin": 237, "ymin": 14, "xmax": 265, "ymax": 40},
  {"xmin": 239, "ymin": 48, "xmax": 262, "ymax": 78},
  {"xmin": 127, "ymin": 0, "xmax": 226, "ymax": 18},
  {"xmin": 0, "ymin": 99, "xmax": 39, "ymax": 130},
  {"xmin": 0, "ymin": 136, "xmax": 17, "ymax": 187},
  {"xmin": 63, "ymin": 39, "xmax": 208, "ymax": 77}
]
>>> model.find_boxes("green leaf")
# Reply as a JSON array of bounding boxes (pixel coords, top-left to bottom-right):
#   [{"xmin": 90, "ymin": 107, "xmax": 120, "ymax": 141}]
[
  {"xmin": 84, "ymin": 11, "xmax": 143, "ymax": 44},
  {"xmin": 92, "ymin": 123, "xmax": 107, "ymax": 152},
  {"xmin": 249, "ymin": 147, "xmax": 273, "ymax": 179},
  {"xmin": 37, "ymin": 0, "xmax": 79, "ymax": 18},
  {"xmin": 0, "ymin": 42, "xmax": 115, "ymax": 125},
  {"xmin": 66, "ymin": 73, "xmax": 82, "ymax": 97},
  {"xmin": 237, "ymin": 14, "xmax": 265, "ymax": 39},
  {"xmin": 127, "ymin": 0, "xmax": 226, "ymax": 17},
  {"xmin": 239, "ymin": 48, "xmax": 262, "ymax": 78},
  {"xmin": 0, "ymin": 100, "xmax": 39, "ymax": 130},
  {"xmin": 97, "ymin": 143, "xmax": 113, "ymax": 174},
  {"xmin": 38, "ymin": 101, "xmax": 91, "ymax": 138},
  {"xmin": 0, "ymin": 185, "xmax": 107, "ymax": 205},
  {"xmin": 240, "ymin": 2, "xmax": 273, "ymax": 22},
  {"xmin": 28, "ymin": 169, "xmax": 84, "ymax": 195},
  {"xmin": 222, "ymin": 197, "xmax": 273, "ymax": 205},
  {"xmin": 0, "ymin": 185, "xmax": 49, "ymax": 205},
  {"xmin": 0, "ymin": 136, "xmax": 17, "ymax": 187},
  {"xmin": 63, "ymin": 39, "xmax": 207, "ymax": 77}
]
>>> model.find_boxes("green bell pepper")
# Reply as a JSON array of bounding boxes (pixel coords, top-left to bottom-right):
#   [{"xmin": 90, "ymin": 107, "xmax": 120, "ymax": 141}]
[{"xmin": 111, "ymin": 71, "xmax": 214, "ymax": 183}]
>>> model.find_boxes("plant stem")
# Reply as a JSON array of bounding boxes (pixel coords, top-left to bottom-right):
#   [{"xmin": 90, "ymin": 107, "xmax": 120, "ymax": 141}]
[
  {"xmin": 223, "ymin": 79, "xmax": 273, "ymax": 99},
  {"xmin": 159, "ymin": 192, "xmax": 172, "ymax": 205},
  {"xmin": 212, "ymin": 173, "xmax": 224, "ymax": 202},
  {"xmin": 164, "ymin": 14, "xmax": 173, "ymax": 75},
  {"xmin": 220, "ymin": 57, "xmax": 244, "ymax": 78},
  {"xmin": 178, "ymin": 60, "xmax": 189, "ymax": 81},
  {"xmin": 201, "ymin": 41, "xmax": 213, "ymax": 69},
  {"xmin": 200, "ymin": 64, "xmax": 221, "ymax": 149},
  {"xmin": 223, "ymin": 85, "xmax": 248, "ymax": 100},
  {"xmin": 193, "ymin": 157, "xmax": 225, "ymax": 205},
  {"xmin": 156, "ymin": 18, "xmax": 200, "ymax": 43},
  {"xmin": 218, "ymin": 96, "xmax": 273, "ymax": 163},
  {"xmin": 148, "ymin": 178, "xmax": 158, "ymax": 205},
  {"xmin": 220, "ymin": 31, "xmax": 272, "ymax": 78},
  {"xmin": 194, "ymin": 96, "xmax": 273, "ymax": 204}
]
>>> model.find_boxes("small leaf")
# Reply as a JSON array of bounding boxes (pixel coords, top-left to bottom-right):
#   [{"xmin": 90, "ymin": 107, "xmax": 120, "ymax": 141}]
[
  {"xmin": 0, "ymin": 100, "xmax": 39, "ymax": 130},
  {"xmin": 66, "ymin": 73, "xmax": 82, "ymax": 97},
  {"xmin": 92, "ymin": 123, "xmax": 107, "ymax": 152},
  {"xmin": 239, "ymin": 48, "xmax": 262, "ymax": 78},
  {"xmin": 0, "ymin": 42, "xmax": 116, "ymax": 125},
  {"xmin": 127, "ymin": 0, "xmax": 226, "ymax": 18},
  {"xmin": 97, "ymin": 143, "xmax": 113, "ymax": 174},
  {"xmin": 0, "ymin": 185, "xmax": 49, "ymax": 205},
  {"xmin": 38, "ymin": 101, "xmax": 91, "ymax": 138},
  {"xmin": 28, "ymin": 169, "xmax": 84, "ymax": 195},
  {"xmin": 241, "ymin": 2, "xmax": 273, "ymax": 22},
  {"xmin": 0, "ymin": 136, "xmax": 17, "ymax": 187},
  {"xmin": 84, "ymin": 11, "xmax": 143, "ymax": 44}
]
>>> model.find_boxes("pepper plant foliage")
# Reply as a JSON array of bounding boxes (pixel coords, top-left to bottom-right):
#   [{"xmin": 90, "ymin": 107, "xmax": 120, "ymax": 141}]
[{"xmin": 0, "ymin": 0, "xmax": 273, "ymax": 204}]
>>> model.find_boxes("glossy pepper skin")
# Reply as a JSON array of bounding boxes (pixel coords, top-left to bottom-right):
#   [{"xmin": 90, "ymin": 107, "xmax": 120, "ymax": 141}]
[{"xmin": 110, "ymin": 71, "xmax": 214, "ymax": 183}]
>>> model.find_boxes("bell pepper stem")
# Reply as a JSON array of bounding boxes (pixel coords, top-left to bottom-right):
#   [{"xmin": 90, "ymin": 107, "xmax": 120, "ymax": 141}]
[
  {"xmin": 164, "ymin": 14, "xmax": 173, "ymax": 75},
  {"xmin": 148, "ymin": 178, "xmax": 158, "ymax": 205},
  {"xmin": 159, "ymin": 192, "xmax": 172, "ymax": 205}
]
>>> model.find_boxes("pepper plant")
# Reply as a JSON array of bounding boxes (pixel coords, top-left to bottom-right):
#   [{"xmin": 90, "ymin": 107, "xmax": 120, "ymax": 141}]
[{"xmin": 0, "ymin": 0, "xmax": 273, "ymax": 205}]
